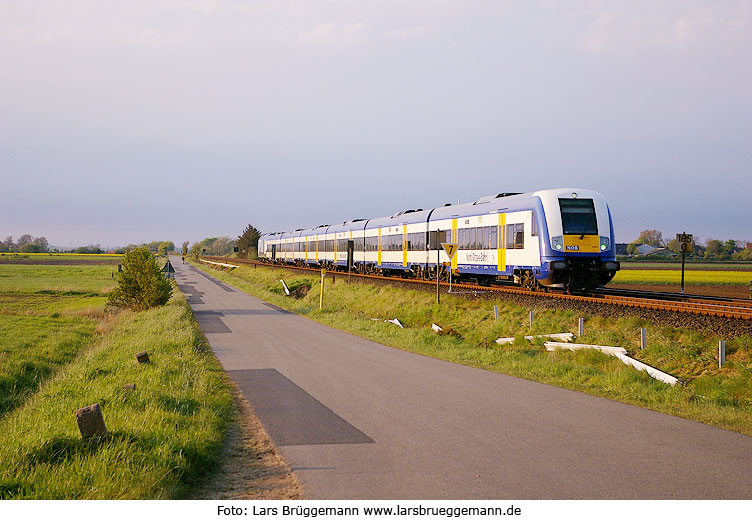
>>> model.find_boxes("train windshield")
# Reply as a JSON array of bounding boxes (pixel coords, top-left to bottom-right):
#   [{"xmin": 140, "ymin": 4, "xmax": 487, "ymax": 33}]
[{"xmin": 559, "ymin": 198, "xmax": 598, "ymax": 235}]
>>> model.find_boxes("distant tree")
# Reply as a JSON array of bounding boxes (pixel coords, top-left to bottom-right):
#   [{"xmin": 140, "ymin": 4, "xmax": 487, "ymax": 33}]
[
  {"xmin": 237, "ymin": 224, "xmax": 261, "ymax": 259},
  {"xmin": 626, "ymin": 242, "xmax": 638, "ymax": 255},
  {"xmin": 732, "ymin": 249, "xmax": 752, "ymax": 261},
  {"xmin": 636, "ymin": 230, "xmax": 664, "ymax": 247},
  {"xmin": 36, "ymin": 236, "xmax": 49, "ymax": 252},
  {"xmin": 107, "ymin": 247, "xmax": 172, "ymax": 311},
  {"xmin": 3, "ymin": 236, "xmax": 13, "ymax": 251},
  {"xmin": 74, "ymin": 244, "xmax": 104, "ymax": 254},
  {"xmin": 667, "ymin": 238, "xmax": 680, "ymax": 253},
  {"xmin": 182, "ymin": 241, "xmax": 189, "ymax": 256},
  {"xmin": 0, "ymin": 244, "xmax": 8, "ymax": 253},
  {"xmin": 19, "ymin": 243, "xmax": 42, "ymax": 253},
  {"xmin": 157, "ymin": 241, "xmax": 175, "ymax": 256},
  {"xmin": 190, "ymin": 242, "xmax": 202, "ymax": 259},
  {"xmin": 721, "ymin": 239, "xmax": 737, "ymax": 257},
  {"xmin": 197, "ymin": 236, "xmax": 235, "ymax": 256},
  {"xmin": 704, "ymin": 239, "xmax": 721, "ymax": 259},
  {"xmin": 16, "ymin": 234, "xmax": 34, "ymax": 248}
]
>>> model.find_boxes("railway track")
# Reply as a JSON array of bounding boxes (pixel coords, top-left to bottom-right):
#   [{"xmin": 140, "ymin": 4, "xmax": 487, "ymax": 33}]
[{"xmin": 201, "ymin": 256, "xmax": 752, "ymax": 321}]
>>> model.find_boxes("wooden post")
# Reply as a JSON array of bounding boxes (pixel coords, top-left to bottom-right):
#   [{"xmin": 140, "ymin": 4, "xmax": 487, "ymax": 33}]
[{"xmin": 436, "ymin": 230, "xmax": 440, "ymax": 305}]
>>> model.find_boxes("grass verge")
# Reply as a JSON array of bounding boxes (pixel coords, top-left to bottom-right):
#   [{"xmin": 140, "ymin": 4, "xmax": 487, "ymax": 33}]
[
  {"xmin": 0, "ymin": 291, "xmax": 234, "ymax": 499},
  {"xmin": 192, "ymin": 260, "xmax": 752, "ymax": 437}
]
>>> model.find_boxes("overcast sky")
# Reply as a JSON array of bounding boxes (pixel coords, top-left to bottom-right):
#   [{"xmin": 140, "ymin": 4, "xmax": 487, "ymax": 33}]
[{"xmin": 2, "ymin": 1, "xmax": 750, "ymax": 248}]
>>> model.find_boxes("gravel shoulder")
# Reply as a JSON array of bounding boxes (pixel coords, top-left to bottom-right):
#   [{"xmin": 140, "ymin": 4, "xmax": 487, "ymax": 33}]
[{"xmin": 190, "ymin": 383, "xmax": 304, "ymax": 500}]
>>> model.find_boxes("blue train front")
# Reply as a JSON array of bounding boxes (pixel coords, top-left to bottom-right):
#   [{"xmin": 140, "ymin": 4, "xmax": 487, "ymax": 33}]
[{"xmin": 258, "ymin": 187, "xmax": 619, "ymax": 291}]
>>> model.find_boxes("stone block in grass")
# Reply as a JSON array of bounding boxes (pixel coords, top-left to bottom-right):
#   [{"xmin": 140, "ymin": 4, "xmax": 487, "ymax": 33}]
[
  {"xmin": 75, "ymin": 403, "xmax": 108, "ymax": 438},
  {"xmin": 135, "ymin": 351, "xmax": 150, "ymax": 364}
]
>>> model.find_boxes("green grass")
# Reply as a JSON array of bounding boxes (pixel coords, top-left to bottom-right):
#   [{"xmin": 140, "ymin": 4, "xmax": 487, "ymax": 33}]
[
  {"xmin": 0, "ymin": 259, "xmax": 235, "ymax": 499},
  {"xmin": 0, "ymin": 253, "xmax": 122, "ymax": 262},
  {"xmin": 612, "ymin": 269, "xmax": 751, "ymax": 285},
  {"xmin": 0, "ymin": 294, "xmax": 106, "ymax": 315},
  {"xmin": 0, "ymin": 265, "xmax": 118, "ymax": 294},
  {"xmin": 0, "ymin": 294, "xmax": 234, "ymax": 499},
  {"xmin": 194, "ymin": 261, "xmax": 752, "ymax": 436},
  {"xmin": 0, "ymin": 314, "xmax": 97, "ymax": 416}
]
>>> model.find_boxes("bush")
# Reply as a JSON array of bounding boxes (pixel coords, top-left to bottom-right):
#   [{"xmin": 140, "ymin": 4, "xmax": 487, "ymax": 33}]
[{"xmin": 108, "ymin": 248, "xmax": 173, "ymax": 311}]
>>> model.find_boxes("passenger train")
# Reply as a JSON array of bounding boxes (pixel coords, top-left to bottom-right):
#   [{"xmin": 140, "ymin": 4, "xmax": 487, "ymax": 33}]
[{"xmin": 258, "ymin": 188, "xmax": 620, "ymax": 290}]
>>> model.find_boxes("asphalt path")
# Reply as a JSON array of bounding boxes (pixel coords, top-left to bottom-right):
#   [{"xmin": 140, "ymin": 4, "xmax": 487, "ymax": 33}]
[{"xmin": 171, "ymin": 257, "xmax": 752, "ymax": 499}]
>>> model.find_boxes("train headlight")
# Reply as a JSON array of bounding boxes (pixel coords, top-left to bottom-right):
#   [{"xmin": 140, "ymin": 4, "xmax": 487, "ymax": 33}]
[
  {"xmin": 552, "ymin": 236, "xmax": 563, "ymax": 251},
  {"xmin": 599, "ymin": 236, "xmax": 610, "ymax": 251}
]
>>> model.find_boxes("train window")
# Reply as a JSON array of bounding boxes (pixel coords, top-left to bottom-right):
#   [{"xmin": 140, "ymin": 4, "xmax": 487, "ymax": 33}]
[
  {"xmin": 559, "ymin": 198, "xmax": 597, "ymax": 235},
  {"xmin": 489, "ymin": 226, "xmax": 497, "ymax": 249},
  {"xmin": 429, "ymin": 231, "xmax": 439, "ymax": 250},
  {"xmin": 506, "ymin": 224, "xmax": 524, "ymax": 249}
]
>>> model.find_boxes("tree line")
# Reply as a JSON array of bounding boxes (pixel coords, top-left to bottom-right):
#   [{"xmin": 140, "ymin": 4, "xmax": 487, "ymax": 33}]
[
  {"xmin": 0, "ymin": 235, "xmax": 177, "ymax": 255},
  {"xmin": 627, "ymin": 230, "xmax": 752, "ymax": 261},
  {"xmin": 188, "ymin": 225, "xmax": 260, "ymax": 259}
]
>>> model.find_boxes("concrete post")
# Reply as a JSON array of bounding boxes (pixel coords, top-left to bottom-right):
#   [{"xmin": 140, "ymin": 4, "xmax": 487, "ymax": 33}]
[
  {"xmin": 578, "ymin": 318, "xmax": 584, "ymax": 337},
  {"xmin": 529, "ymin": 310, "xmax": 534, "ymax": 327},
  {"xmin": 640, "ymin": 328, "xmax": 647, "ymax": 350},
  {"xmin": 494, "ymin": 305, "xmax": 498, "ymax": 320},
  {"xmin": 719, "ymin": 340, "xmax": 726, "ymax": 368}
]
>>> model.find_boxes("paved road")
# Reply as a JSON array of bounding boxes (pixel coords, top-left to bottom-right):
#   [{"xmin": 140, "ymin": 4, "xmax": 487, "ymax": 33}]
[{"xmin": 171, "ymin": 258, "xmax": 752, "ymax": 499}]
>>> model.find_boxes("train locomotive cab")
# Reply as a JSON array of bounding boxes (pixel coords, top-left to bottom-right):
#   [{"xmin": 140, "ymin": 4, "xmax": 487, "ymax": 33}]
[{"xmin": 536, "ymin": 188, "xmax": 619, "ymax": 290}]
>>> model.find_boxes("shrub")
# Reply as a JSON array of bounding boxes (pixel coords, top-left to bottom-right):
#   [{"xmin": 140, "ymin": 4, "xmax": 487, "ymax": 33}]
[{"xmin": 108, "ymin": 248, "xmax": 173, "ymax": 311}]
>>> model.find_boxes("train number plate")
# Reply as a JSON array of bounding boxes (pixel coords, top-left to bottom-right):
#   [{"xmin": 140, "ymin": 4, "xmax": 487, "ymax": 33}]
[{"xmin": 565, "ymin": 245, "xmax": 580, "ymax": 251}]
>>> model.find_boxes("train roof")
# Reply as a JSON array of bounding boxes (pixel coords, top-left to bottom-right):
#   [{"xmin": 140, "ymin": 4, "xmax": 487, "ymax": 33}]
[{"xmin": 261, "ymin": 188, "xmax": 609, "ymax": 237}]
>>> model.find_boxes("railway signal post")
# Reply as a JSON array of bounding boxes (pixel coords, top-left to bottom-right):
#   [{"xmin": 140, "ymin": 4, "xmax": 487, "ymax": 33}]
[
  {"xmin": 441, "ymin": 242, "xmax": 458, "ymax": 294},
  {"xmin": 677, "ymin": 232, "xmax": 693, "ymax": 294}
]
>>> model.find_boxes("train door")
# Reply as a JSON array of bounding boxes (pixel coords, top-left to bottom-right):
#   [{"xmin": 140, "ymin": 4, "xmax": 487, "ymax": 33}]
[
  {"xmin": 347, "ymin": 240, "xmax": 354, "ymax": 271},
  {"xmin": 271, "ymin": 244, "xmax": 276, "ymax": 262}
]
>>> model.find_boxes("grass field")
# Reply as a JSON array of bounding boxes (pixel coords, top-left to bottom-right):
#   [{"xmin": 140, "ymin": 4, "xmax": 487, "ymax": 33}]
[
  {"xmin": 612, "ymin": 269, "xmax": 751, "ymax": 285},
  {"xmin": 0, "ymin": 258, "xmax": 234, "ymax": 499},
  {"xmin": 0, "ymin": 265, "xmax": 119, "ymax": 294},
  {"xmin": 193, "ymin": 261, "xmax": 752, "ymax": 436}
]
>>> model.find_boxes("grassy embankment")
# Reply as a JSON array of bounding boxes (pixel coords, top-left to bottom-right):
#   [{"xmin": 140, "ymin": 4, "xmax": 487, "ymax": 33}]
[
  {"xmin": 193, "ymin": 260, "xmax": 752, "ymax": 436},
  {"xmin": 0, "ymin": 261, "xmax": 233, "ymax": 499}
]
